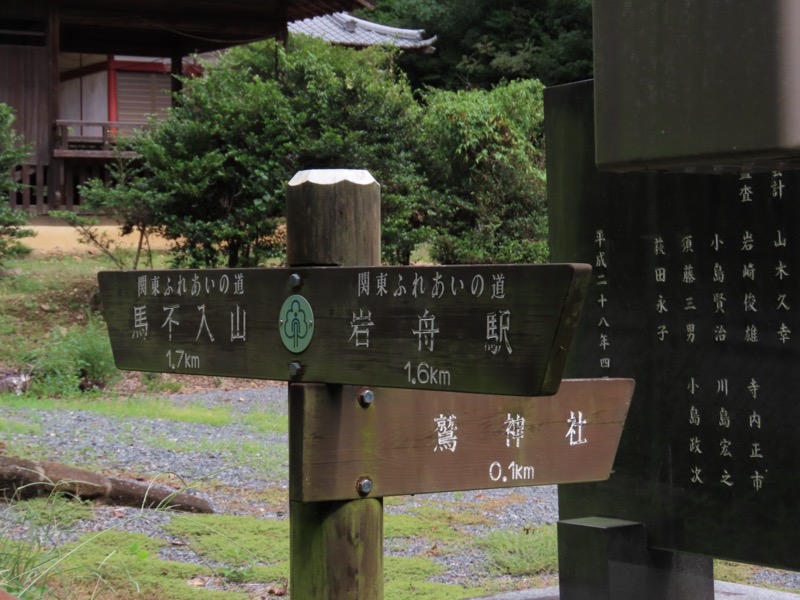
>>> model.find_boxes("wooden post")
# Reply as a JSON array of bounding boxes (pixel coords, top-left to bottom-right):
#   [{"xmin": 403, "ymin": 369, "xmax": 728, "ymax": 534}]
[
  {"xmin": 170, "ymin": 52, "xmax": 183, "ymax": 100},
  {"xmin": 287, "ymin": 169, "xmax": 383, "ymax": 599}
]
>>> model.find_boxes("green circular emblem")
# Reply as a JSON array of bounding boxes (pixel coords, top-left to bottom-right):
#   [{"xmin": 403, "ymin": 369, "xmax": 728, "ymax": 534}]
[{"xmin": 279, "ymin": 294, "xmax": 315, "ymax": 353}]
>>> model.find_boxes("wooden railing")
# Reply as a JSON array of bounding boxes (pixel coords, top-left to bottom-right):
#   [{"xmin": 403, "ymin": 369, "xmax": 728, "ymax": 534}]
[
  {"xmin": 6, "ymin": 121, "xmax": 149, "ymax": 212},
  {"xmin": 8, "ymin": 163, "xmax": 47, "ymax": 213},
  {"xmin": 53, "ymin": 120, "xmax": 145, "ymax": 159}
]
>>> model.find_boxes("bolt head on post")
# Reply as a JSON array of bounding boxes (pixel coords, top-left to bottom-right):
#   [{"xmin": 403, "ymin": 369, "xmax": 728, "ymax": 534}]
[
  {"xmin": 356, "ymin": 477, "xmax": 373, "ymax": 497},
  {"xmin": 289, "ymin": 273, "xmax": 303, "ymax": 290},
  {"xmin": 289, "ymin": 362, "xmax": 303, "ymax": 379},
  {"xmin": 358, "ymin": 387, "xmax": 375, "ymax": 407}
]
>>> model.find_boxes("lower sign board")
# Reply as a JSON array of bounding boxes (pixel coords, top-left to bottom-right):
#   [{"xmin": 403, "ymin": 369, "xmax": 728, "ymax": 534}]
[
  {"xmin": 99, "ymin": 264, "xmax": 590, "ymax": 396},
  {"xmin": 289, "ymin": 378, "xmax": 634, "ymax": 502}
]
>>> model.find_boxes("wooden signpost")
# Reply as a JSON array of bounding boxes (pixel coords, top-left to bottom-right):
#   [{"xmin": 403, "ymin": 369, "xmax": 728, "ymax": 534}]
[
  {"xmin": 98, "ymin": 169, "xmax": 633, "ymax": 599},
  {"xmin": 98, "ymin": 264, "xmax": 590, "ymax": 396},
  {"xmin": 290, "ymin": 379, "xmax": 633, "ymax": 502}
]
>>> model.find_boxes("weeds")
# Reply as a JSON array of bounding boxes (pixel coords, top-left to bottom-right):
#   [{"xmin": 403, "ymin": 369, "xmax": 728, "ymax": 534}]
[
  {"xmin": 23, "ymin": 317, "xmax": 119, "ymax": 398},
  {"xmin": 0, "ymin": 478, "xmax": 278, "ymax": 599},
  {"xmin": 0, "ymin": 491, "xmax": 92, "ymax": 598},
  {"xmin": 478, "ymin": 524, "xmax": 558, "ymax": 577}
]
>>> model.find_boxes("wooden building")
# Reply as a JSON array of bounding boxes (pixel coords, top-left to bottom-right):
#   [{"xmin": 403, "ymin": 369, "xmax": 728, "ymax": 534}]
[{"xmin": 1, "ymin": 0, "xmax": 368, "ymax": 213}]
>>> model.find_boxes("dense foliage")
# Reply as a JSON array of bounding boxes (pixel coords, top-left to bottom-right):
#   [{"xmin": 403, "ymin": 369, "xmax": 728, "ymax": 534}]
[
  {"xmin": 361, "ymin": 0, "xmax": 593, "ymax": 89},
  {"xmin": 93, "ymin": 36, "xmax": 426, "ymax": 267},
  {"xmin": 418, "ymin": 79, "xmax": 548, "ymax": 264},
  {"xmin": 0, "ymin": 103, "xmax": 34, "ymax": 266},
  {"xmin": 0, "ymin": 103, "xmax": 31, "ymax": 194},
  {"xmin": 87, "ymin": 34, "xmax": 549, "ymax": 266}
]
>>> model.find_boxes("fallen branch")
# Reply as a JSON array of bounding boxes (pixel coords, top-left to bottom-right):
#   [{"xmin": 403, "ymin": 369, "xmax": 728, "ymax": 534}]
[{"xmin": 0, "ymin": 456, "xmax": 212, "ymax": 513}]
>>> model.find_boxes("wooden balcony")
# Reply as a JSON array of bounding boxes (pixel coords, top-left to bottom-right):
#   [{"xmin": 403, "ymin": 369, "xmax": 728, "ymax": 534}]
[{"xmin": 53, "ymin": 120, "xmax": 145, "ymax": 159}]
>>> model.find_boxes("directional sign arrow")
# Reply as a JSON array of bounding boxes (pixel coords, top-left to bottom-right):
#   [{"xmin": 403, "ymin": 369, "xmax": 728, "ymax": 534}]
[
  {"xmin": 289, "ymin": 378, "xmax": 634, "ymax": 501},
  {"xmin": 99, "ymin": 263, "xmax": 590, "ymax": 397}
]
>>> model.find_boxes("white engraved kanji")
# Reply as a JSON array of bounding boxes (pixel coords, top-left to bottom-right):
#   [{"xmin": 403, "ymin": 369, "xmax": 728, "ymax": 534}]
[
  {"xmin": 413, "ymin": 309, "xmax": 439, "ymax": 351},
  {"xmin": 566, "ymin": 411, "xmax": 587, "ymax": 446},
  {"xmin": 434, "ymin": 413, "xmax": 457, "ymax": 452},
  {"xmin": 349, "ymin": 309, "xmax": 374, "ymax": 348},
  {"xmin": 486, "ymin": 310, "xmax": 512, "ymax": 355},
  {"xmin": 505, "ymin": 413, "xmax": 525, "ymax": 448}
]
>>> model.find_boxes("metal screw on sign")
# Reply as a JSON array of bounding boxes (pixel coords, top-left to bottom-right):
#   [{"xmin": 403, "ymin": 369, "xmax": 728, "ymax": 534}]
[
  {"xmin": 289, "ymin": 362, "xmax": 303, "ymax": 379},
  {"xmin": 356, "ymin": 477, "xmax": 373, "ymax": 497},
  {"xmin": 289, "ymin": 273, "xmax": 303, "ymax": 290},
  {"xmin": 358, "ymin": 388, "xmax": 375, "ymax": 408}
]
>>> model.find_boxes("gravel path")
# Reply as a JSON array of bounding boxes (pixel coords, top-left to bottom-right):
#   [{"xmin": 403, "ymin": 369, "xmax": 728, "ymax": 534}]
[
  {"xmin": 1, "ymin": 384, "xmax": 560, "ymax": 590},
  {"xmin": 2, "ymin": 384, "xmax": 798, "ymax": 595}
]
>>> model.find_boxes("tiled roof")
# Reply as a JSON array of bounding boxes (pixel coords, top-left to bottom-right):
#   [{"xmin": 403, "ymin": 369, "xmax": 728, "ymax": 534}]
[{"xmin": 289, "ymin": 12, "xmax": 436, "ymax": 52}]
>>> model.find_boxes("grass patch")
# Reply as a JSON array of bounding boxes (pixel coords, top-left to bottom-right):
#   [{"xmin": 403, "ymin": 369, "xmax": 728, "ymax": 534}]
[
  {"xmin": 140, "ymin": 372, "xmax": 184, "ymax": 394},
  {"xmin": 165, "ymin": 513, "xmax": 289, "ymax": 567},
  {"xmin": 478, "ymin": 524, "xmax": 558, "ymax": 577},
  {"xmin": 10, "ymin": 494, "xmax": 94, "ymax": 530},
  {"xmin": 59, "ymin": 530, "xmax": 241, "ymax": 599},
  {"xmin": 0, "ymin": 416, "xmax": 41, "ymax": 436},
  {"xmin": 144, "ymin": 434, "xmax": 286, "ymax": 472},
  {"xmin": 0, "ymin": 251, "xmax": 170, "ymax": 368},
  {"xmin": 0, "ymin": 395, "xmax": 233, "ymax": 426},
  {"xmin": 9, "ymin": 515, "xmax": 288, "ymax": 599},
  {"xmin": 385, "ymin": 556, "xmax": 483, "ymax": 600},
  {"xmin": 0, "ymin": 493, "xmax": 97, "ymax": 598},
  {"xmin": 714, "ymin": 559, "xmax": 760, "ymax": 585},
  {"xmin": 242, "ymin": 410, "xmax": 288, "ymax": 434},
  {"xmin": 385, "ymin": 499, "xmax": 493, "ymax": 542},
  {"xmin": 0, "ymin": 253, "xmax": 114, "ymax": 365}
]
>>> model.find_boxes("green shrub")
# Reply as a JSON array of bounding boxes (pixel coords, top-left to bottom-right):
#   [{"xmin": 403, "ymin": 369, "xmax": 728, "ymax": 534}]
[
  {"xmin": 25, "ymin": 318, "xmax": 120, "ymax": 397},
  {"xmin": 0, "ymin": 104, "xmax": 35, "ymax": 268},
  {"xmin": 0, "ymin": 103, "xmax": 32, "ymax": 194},
  {"xmin": 419, "ymin": 79, "xmax": 549, "ymax": 264},
  {"xmin": 0, "ymin": 206, "xmax": 35, "ymax": 268},
  {"xmin": 92, "ymin": 35, "xmax": 427, "ymax": 268}
]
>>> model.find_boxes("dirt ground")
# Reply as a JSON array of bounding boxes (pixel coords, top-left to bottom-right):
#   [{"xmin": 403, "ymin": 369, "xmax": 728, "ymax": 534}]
[{"xmin": 25, "ymin": 216, "xmax": 171, "ymax": 252}]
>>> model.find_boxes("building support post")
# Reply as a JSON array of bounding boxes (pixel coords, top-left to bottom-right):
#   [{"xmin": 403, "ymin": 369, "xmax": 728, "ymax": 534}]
[{"xmin": 46, "ymin": 3, "xmax": 64, "ymax": 211}]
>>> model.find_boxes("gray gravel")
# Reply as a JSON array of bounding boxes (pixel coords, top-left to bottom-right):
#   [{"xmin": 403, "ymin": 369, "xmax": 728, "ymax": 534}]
[
  {"xmin": 2, "ymin": 384, "xmax": 798, "ymax": 596},
  {"xmin": 8, "ymin": 386, "xmax": 289, "ymax": 493},
  {"xmin": 1, "ymin": 384, "xmax": 561, "ymax": 589}
]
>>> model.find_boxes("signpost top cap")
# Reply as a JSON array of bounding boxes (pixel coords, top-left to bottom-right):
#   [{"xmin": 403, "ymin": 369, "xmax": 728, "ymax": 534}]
[{"xmin": 288, "ymin": 169, "xmax": 377, "ymax": 187}]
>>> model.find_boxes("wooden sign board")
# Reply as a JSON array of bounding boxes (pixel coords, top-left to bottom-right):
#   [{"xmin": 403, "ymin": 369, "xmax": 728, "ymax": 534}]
[
  {"xmin": 99, "ymin": 264, "xmax": 589, "ymax": 397},
  {"xmin": 289, "ymin": 379, "xmax": 634, "ymax": 502}
]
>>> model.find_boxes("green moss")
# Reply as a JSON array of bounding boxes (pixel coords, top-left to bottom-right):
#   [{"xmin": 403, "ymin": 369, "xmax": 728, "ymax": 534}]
[
  {"xmin": 57, "ymin": 530, "xmax": 246, "ymax": 599},
  {"xmin": 165, "ymin": 513, "xmax": 290, "ymax": 566},
  {"xmin": 385, "ymin": 501, "xmax": 491, "ymax": 542},
  {"xmin": 385, "ymin": 556, "xmax": 481, "ymax": 600}
]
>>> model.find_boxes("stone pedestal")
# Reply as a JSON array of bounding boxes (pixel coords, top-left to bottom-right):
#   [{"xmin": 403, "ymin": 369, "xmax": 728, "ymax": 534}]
[{"xmin": 558, "ymin": 517, "xmax": 713, "ymax": 600}]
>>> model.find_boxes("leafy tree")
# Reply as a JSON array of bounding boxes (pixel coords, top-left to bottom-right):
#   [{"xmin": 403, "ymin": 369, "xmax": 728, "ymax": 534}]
[
  {"xmin": 418, "ymin": 79, "xmax": 549, "ymax": 264},
  {"xmin": 104, "ymin": 35, "xmax": 427, "ymax": 267},
  {"xmin": 86, "ymin": 35, "xmax": 550, "ymax": 267},
  {"xmin": 0, "ymin": 103, "xmax": 35, "ymax": 265},
  {"xmin": 53, "ymin": 155, "xmax": 166, "ymax": 270},
  {"xmin": 361, "ymin": 0, "xmax": 593, "ymax": 89}
]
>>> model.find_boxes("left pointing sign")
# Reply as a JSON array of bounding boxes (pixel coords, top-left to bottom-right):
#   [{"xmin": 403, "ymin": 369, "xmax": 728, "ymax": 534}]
[{"xmin": 99, "ymin": 263, "xmax": 589, "ymax": 397}]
